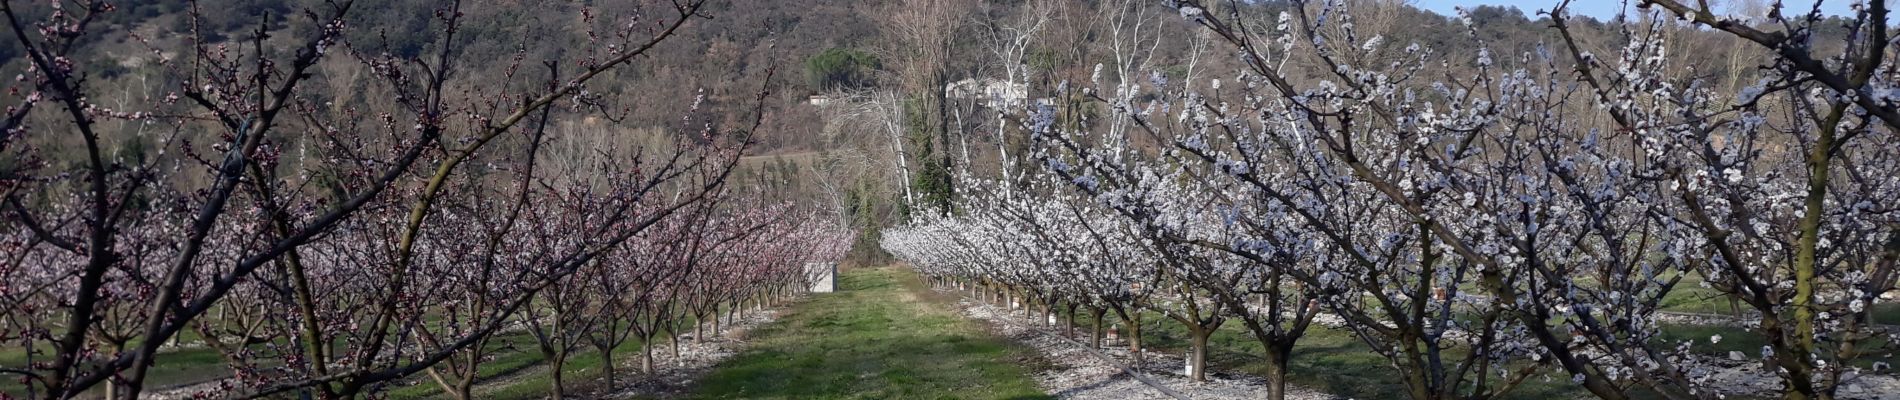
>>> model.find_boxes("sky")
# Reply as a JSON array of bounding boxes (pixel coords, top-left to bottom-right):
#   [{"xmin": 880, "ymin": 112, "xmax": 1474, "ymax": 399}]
[{"xmin": 1412, "ymin": 0, "xmax": 1859, "ymax": 20}]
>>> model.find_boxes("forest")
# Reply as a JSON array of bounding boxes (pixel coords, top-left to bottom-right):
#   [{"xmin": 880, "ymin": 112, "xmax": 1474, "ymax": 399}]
[{"xmin": 2, "ymin": 0, "xmax": 1897, "ymax": 399}]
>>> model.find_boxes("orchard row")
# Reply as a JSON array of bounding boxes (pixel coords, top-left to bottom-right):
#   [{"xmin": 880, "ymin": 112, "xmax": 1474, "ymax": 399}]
[
  {"xmin": 886, "ymin": 1, "xmax": 1900, "ymax": 400},
  {"xmin": 0, "ymin": 1, "xmax": 848, "ymax": 399}
]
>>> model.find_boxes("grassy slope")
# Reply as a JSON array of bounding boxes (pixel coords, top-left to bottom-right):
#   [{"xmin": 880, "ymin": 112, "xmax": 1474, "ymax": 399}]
[{"xmin": 686, "ymin": 266, "xmax": 1052, "ymax": 400}]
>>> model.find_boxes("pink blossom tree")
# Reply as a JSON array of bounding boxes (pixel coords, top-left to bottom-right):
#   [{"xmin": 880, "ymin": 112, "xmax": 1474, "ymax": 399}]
[{"xmin": 0, "ymin": 1, "xmax": 779, "ymax": 398}]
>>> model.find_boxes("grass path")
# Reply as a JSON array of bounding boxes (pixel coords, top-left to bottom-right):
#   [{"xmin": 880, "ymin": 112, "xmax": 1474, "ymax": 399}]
[{"xmin": 686, "ymin": 266, "xmax": 1053, "ymax": 400}]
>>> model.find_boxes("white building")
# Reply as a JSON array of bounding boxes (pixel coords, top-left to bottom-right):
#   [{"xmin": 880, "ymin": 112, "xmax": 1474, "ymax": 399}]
[
  {"xmin": 945, "ymin": 78, "xmax": 1029, "ymax": 106},
  {"xmin": 806, "ymin": 262, "xmax": 837, "ymax": 293}
]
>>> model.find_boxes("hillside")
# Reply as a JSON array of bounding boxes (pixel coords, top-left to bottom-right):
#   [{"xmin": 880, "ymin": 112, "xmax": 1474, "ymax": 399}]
[{"xmin": 5, "ymin": 0, "xmax": 1779, "ymax": 157}]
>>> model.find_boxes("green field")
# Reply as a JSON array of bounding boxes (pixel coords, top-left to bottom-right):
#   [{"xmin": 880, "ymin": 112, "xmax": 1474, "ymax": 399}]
[
  {"xmin": 1, "ymin": 316, "xmax": 677, "ymax": 399},
  {"xmin": 685, "ymin": 266, "xmax": 1053, "ymax": 400},
  {"xmin": 15, "ymin": 268, "xmax": 1887, "ymax": 400}
]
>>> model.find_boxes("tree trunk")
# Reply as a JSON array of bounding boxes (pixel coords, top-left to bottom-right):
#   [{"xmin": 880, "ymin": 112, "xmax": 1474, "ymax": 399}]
[
  {"xmin": 1786, "ymin": 103, "xmax": 1846, "ymax": 400},
  {"xmin": 455, "ymin": 378, "xmax": 474, "ymax": 400},
  {"xmin": 1065, "ymin": 303, "xmax": 1079, "ymax": 337},
  {"xmin": 1117, "ymin": 307, "xmax": 1147, "ymax": 363},
  {"xmin": 1187, "ymin": 326, "xmax": 1210, "ymax": 382},
  {"xmin": 1042, "ymin": 299, "xmax": 1056, "ymax": 327},
  {"xmin": 642, "ymin": 339, "xmax": 656, "ymax": 374},
  {"xmin": 103, "ymin": 342, "xmax": 123, "ymax": 400},
  {"xmin": 1129, "ymin": 312, "xmax": 1144, "ymax": 363},
  {"xmin": 601, "ymin": 343, "xmax": 617, "ymax": 391},
  {"xmin": 670, "ymin": 328, "xmax": 682, "ymax": 364},
  {"xmin": 1091, "ymin": 308, "xmax": 1107, "ymax": 349},
  {"xmin": 549, "ymin": 351, "xmax": 568, "ymax": 399},
  {"xmin": 1263, "ymin": 347, "xmax": 1291, "ymax": 400},
  {"xmin": 440, "ymin": 362, "xmax": 476, "ymax": 400}
]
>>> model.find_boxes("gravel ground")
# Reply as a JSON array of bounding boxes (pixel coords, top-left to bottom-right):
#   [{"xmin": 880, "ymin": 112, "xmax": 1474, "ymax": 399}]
[
  {"xmin": 952, "ymin": 291, "xmax": 1900, "ymax": 400},
  {"xmin": 1684, "ymin": 354, "xmax": 1900, "ymax": 400},
  {"xmin": 956, "ymin": 297, "xmax": 1342, "ymax": 400},
  {"xmin": 143, "ymin": 380, "xmax": 234, "ymax": 400},
  {"xmin": 142, "ymin": 303, "xmax": 793, "ymax": 400}
]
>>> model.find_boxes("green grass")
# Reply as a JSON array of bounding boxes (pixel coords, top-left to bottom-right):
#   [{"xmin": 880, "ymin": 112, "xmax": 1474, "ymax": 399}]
[
  {"xmin": 686, "ymin": 267, "xmax": 1053, "ymax": 400},
  {"xmin": 383, "ymin": 330, "xmax": 554, "ymax": 400},
  {"xmin": 1655, "ymin": 275, "xmax": 1900, "ymax": 370},
  {"xmin": 1654, "ymin": 324, "xmax": 1897, "ymax": 370},
  {"xmin": 1661, "ymin": 276, "xmax": 1900, "ymax": 325},
  {"xmin": 387, "ymin": 316, "xmax": 724, "ymax": 399},
  {"xmin": 2, "ymin": 318, "xmax": 670, "ymax": 399},
  {"xmin": 460, "ymin": 334, "xmax": 657, "ymax": 400},
  {"xmin": 1, "ymin": 337, "xmax": 233, "ymax": 398}
]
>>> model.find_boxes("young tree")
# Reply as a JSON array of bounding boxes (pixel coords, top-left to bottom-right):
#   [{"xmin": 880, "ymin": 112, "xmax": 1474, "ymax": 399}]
[{"xmin": 1566, "ymin": 1, "xmax": 1900, "ymax": 398}]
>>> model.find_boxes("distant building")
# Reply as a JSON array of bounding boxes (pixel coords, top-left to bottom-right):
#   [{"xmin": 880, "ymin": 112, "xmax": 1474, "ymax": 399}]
[
  {"xmin": 807, "ymin": 262, "xmax": 837, "ymax": 293},
  {"xmin": 945, "ymin": 78, "xmax": 1029, "ymax": 106}
]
